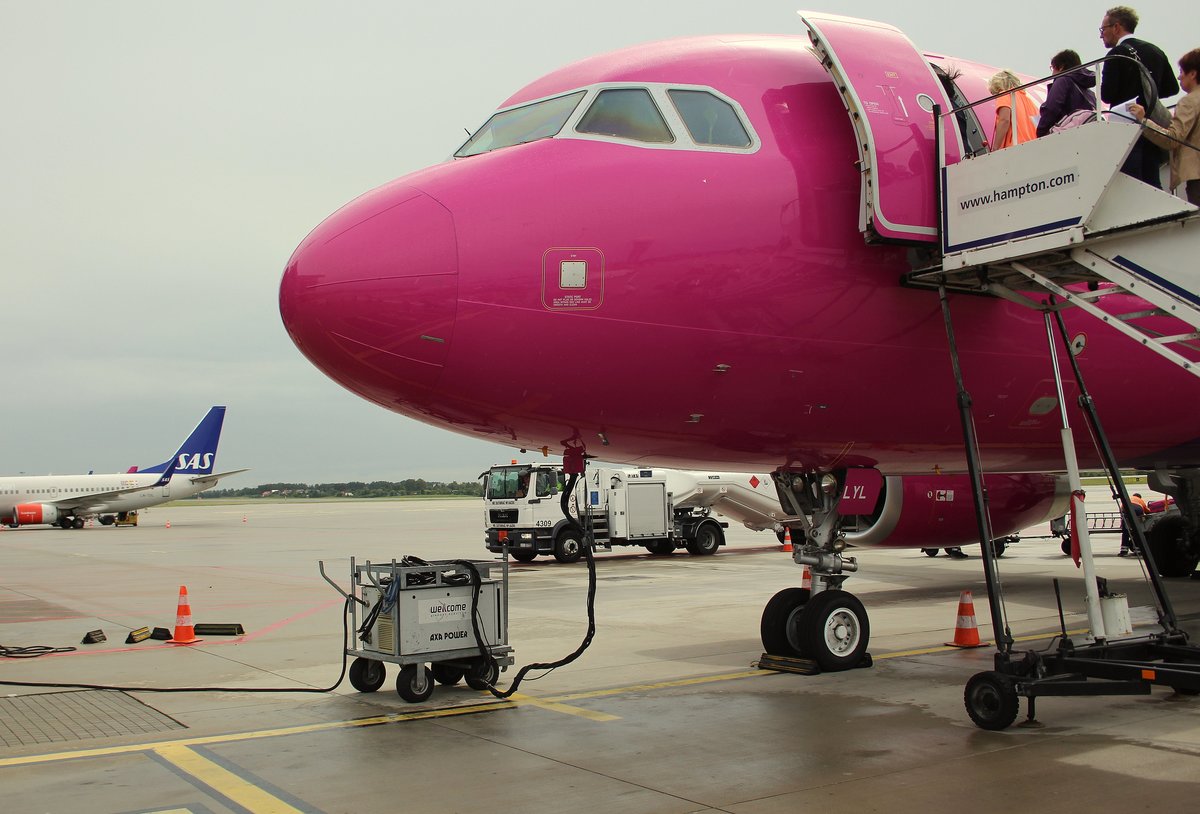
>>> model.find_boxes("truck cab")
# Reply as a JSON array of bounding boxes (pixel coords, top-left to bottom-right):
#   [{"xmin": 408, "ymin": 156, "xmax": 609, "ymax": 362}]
[{"xmin": 482, "ymin": 463, "xmax": 779, "ymax": 563}]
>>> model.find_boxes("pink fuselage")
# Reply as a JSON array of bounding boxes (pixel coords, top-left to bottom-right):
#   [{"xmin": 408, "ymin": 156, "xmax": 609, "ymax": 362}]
[{"xmin": 280, "ymin": 35, "xmax": 1200, "ymax": 477}]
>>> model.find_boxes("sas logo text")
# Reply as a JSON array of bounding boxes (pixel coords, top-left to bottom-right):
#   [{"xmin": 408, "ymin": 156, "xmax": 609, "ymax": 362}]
[{"xmin": 177, "ymin": 453, "xmax": 214, "ymax": 470}]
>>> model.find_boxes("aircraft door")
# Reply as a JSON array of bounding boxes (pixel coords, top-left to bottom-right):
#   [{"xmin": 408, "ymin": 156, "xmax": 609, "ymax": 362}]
[{"xmin": 799, "ymin": 12, "xmax": 962, "ymax": 244}]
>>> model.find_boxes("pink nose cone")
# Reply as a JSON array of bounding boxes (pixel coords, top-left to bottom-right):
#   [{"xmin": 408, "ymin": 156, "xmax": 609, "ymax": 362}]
[{"xmin": 279, "ymin": 185, "xmax": 459, "ymax": 408}]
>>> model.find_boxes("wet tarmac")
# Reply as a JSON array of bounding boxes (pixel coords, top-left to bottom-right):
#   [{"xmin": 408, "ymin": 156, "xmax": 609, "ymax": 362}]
[{"xmin": 3, "ymin": 495, "xmax": 1200, "ymax": 813}]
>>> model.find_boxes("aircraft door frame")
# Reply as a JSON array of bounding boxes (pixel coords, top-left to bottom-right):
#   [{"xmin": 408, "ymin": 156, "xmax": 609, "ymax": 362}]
[{"xmin": 799, "ymin": 12, "xmax": 963, "ymax": 244}]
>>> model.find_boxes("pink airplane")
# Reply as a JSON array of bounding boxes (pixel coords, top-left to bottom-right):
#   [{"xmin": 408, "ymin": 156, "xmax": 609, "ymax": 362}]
[{"xmin": 280, "ymin": 15, "xmax": 1200, "ymax": 670}]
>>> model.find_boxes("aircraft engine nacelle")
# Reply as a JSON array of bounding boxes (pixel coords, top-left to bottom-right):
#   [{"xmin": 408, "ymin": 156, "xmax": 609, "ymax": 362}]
[
  {"xmin": 843, "ymin": 474, "xmax": 1070, "ymax": 549},
  {"xmin": 12, "ymin": 503, "xmax": 61, "ymax": 526}
]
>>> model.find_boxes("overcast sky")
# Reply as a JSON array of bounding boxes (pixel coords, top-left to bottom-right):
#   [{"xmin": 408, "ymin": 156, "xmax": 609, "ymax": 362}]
[{"xmin": 1, "ymin": 2, "xmax": 1191, "ymax": 485}]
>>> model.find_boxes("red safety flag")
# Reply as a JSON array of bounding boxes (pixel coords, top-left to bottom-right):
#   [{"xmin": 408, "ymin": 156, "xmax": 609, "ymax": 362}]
[{"xmin": 1069, "ymin": 489, "xmax": 1085, "ymax": 568}]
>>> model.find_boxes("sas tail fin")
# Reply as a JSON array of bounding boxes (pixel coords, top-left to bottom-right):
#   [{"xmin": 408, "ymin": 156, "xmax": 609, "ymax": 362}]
[{"xmin": 141, "ymin": 406, "xmax": 226, "ymax": 476}]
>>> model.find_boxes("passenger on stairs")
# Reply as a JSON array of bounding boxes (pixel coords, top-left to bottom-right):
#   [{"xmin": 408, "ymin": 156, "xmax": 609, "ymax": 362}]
[
  {"xmin": 988, "ymin": 70, "xmax": 1039, "ymax": 149},
  {"xmin": 1099, "ymin": 6, "xmax": 1179, "ymax": 189},
  {"xmin": 1130, "ymin": 49, "xmax": 1200, "ymax": 205},
  {"xmin": 1037, "ymin": 50, "xmax": 1097, "ymax": 137}
]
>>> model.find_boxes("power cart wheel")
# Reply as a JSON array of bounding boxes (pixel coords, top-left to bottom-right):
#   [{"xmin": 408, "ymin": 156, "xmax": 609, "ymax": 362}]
[
  {"xmin": 431, "ymin": 663, "xmax": 465, "ymax": 686},
  {"xmin": 964, "ymin": 671, "xmax": 1019, "ymax": 731},
  {"xmin": 760, "ymin": 587, "xmax": 812, "ymax": 657},
  {"xmin": 553, "ymin": 528, "xmax": 584, "ymax": 564},
  {"xmin": 396, "ymin": 664, "xmax": 434, "ymax": 703},
  {"xmin": 798, "ymin": 590, "xmax": 870, "ymax": 672},
  {"xmin": 348, "ymin": 657, "xmax": 386, "ymax": 693},
  {"xmin": 465, "ymin": 657, "xmax": 499, "ymax": 691},
  {"xmin": 685, "ymin": 523, "xmax": 722, "ymax": 555}
]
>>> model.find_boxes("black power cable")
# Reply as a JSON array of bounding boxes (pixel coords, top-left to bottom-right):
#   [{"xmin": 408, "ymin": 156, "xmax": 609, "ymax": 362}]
[
  {"xmin": 459, "ymin": 470, "xmax": 598, "ymax": 699},
  {"xmin": 0, "ymin": 597, "xmax": 352, "ymax": 694}
]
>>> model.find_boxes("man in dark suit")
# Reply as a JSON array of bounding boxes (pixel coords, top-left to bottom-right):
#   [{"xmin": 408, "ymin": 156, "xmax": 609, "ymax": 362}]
[{"xmin": 1099, "ymin": 6, "xmax": 1180, "ymax": 188}]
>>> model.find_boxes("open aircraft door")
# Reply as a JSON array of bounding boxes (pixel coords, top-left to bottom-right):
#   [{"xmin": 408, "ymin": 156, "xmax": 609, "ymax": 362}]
[{"xmin": 799, "ymin": 12, "xmax": 962, "ymax": 244}]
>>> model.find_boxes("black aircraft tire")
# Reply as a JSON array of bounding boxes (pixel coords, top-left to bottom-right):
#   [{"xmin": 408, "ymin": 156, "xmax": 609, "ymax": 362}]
[
  {"xmin": 922, "ymin": 548, "xmax": 939, "ymax": 557},
  {"xmin": 760, "ymin": 587, "xmax": 812, "ymax": 657},
  {"xmin": 348, "ymin": 657, "xmax": 386, "ymax": 693},
  {"xmin": 964, "ymin": 671, "xmax": 1019, "ymax": 731},
  {"xmin": 798, "ymin": 590, "xmax": 870, "ymax": 672}
]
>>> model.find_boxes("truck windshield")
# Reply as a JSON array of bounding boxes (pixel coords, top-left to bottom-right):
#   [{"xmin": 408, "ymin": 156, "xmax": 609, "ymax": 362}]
[
  {"xmin": 486, "ymin": 466, "xmax": 533, "ymax": 499},
  {"xmin": 456, "ymin": 91, "xmax": 587, "ymax": 158}
]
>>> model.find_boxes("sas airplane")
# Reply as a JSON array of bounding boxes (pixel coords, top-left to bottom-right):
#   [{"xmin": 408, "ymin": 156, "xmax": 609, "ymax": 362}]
[
  {"xmin": 279, "ymin": 13, "xmax": 1200, "ymax": 670},
  {"xmin": 0, "ymin": 406, "xmax": 246, "ymax": 529}
]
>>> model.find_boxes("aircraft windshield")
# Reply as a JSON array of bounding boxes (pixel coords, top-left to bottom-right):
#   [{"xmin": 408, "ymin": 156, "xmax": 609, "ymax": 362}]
[
  {"xmin": 457, "ymin": 92, "xmax": 587, "ymax": 158},
  {"xmin": 486, "ymin": 466, "xmax": 533, "ymax": 499}
]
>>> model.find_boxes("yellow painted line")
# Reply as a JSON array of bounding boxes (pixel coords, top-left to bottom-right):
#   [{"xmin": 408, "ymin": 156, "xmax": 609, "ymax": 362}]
[
  {"xmin": 549, "ymin": 670, "xmax": 767, "ymax": 703},
  {"xmin": 872, "ymin": 628, "xmax": 1092, "ymax": 661},
  {"xmin": 0, "ymin": 633, "xmax": 1096, "ymax": 770},
  {"xmin": 0, "ymin": 702, "xmax": 517, "ymax": 768},
  {"xmin": 506, "ymin": 692, "xmax": 620, "ymax": 721},
  {"xmin": 153, "ymin": 745, "xmax": 304, "ymax": 814}
]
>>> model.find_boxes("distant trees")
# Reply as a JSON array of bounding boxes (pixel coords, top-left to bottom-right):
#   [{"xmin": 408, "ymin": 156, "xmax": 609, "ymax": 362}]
[{"xmin": 192, "ymin": 480, "xmax": 483, "ymax": 500}]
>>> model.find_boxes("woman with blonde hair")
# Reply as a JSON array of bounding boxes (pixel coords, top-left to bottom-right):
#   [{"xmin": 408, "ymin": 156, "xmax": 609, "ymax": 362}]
[{"xmin": 989, "ymin": 70, "xmax": 1039, "ymax": 149}]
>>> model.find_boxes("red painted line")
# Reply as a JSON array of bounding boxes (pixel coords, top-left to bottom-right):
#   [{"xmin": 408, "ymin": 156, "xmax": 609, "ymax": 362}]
[
  {"xmin": 236, "ymin": 597, "xmax": 343, "ymax": 643},
  {"xmin": 0, "ymin": 598, "xmax": 345, "ymax": 661}
]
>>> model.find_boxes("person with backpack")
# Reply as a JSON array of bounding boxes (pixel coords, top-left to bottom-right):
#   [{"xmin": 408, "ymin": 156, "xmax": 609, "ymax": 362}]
[
  {"xmin": 1130, "ymin": 49, "xmax": 1200, "ymax": 205},
  {"xmin": 1099, "ymin": 6, "xmax": 1179, "ymax": 187},
  {"xmin": 1038, "ymin": 49, "xmax": 1097, "ymax": 137}
]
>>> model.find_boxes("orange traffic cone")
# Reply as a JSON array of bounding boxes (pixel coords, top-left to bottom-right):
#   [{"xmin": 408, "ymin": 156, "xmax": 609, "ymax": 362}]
[
  {"xmin": 167, "ymin": 585, "xmax": 202, "ymax": 644},
  {"xmin": 781, "ymin": 528, "xmax": 793, "ymax": 553},
  {"xmin": 165, "ymin": 520, "xmax": 171, "ymax": 529},
  {"xmin": 946, "ymin": 590, "xmax": 989, "ymax": 648},
  {"xmin": 800, "ymin": 565, "xmax": 812, "ymax": 591}
]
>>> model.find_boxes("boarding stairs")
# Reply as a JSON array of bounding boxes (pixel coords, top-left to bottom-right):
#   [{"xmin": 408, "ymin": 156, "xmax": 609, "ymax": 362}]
[{"xmin": 904, "ymin": 120, "xmax": 1200, "ymax": 377}]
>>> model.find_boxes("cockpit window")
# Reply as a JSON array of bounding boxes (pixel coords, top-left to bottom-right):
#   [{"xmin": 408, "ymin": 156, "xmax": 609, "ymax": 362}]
[
  {"xmin": 667, "ymin": 90, "xmax": 752, "ymax": 148},
  {"xmin": 576, "ymin": 89, "xmax": 674, "ymax": 143},
  {"xmin": 456, "ymin": 91, "xmax": 586, "ymax": 158}
]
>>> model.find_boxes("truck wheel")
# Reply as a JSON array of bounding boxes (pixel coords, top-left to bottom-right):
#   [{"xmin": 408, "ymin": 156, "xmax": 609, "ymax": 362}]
[
  {"xmin": 348, "ymin": 657, "xmax": 386, "ymax": 693},
  {"xmin": 510, "ymin": 549, "xmax": 537, "ymax": 563},
  {"xmin": 646, "ymin": 540, "xmax": 674, "ymax": 555},
  {"xmin": 553, "ymin": 529, "xmax": 584, "ymax": 563},
  {"xmin": 396, "ymin": 664, "xmax": 434, "ymax": 703},
  {"xmin": 685, "ymin": 523, "xmax": 723, "ymax": 555},
  {"xmin": 922, "ymin": 548, "xmax": 939, "ymax": 557},
  {"xmin": 760, "ymin": 587, "xmax": 812, "ymax": 657}
]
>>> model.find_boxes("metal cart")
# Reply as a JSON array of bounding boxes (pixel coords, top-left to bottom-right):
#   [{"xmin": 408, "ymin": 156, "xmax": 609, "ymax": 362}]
[{"xmin": 321, "ymin": 557, "xmax": 513, "ymax": 703}]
